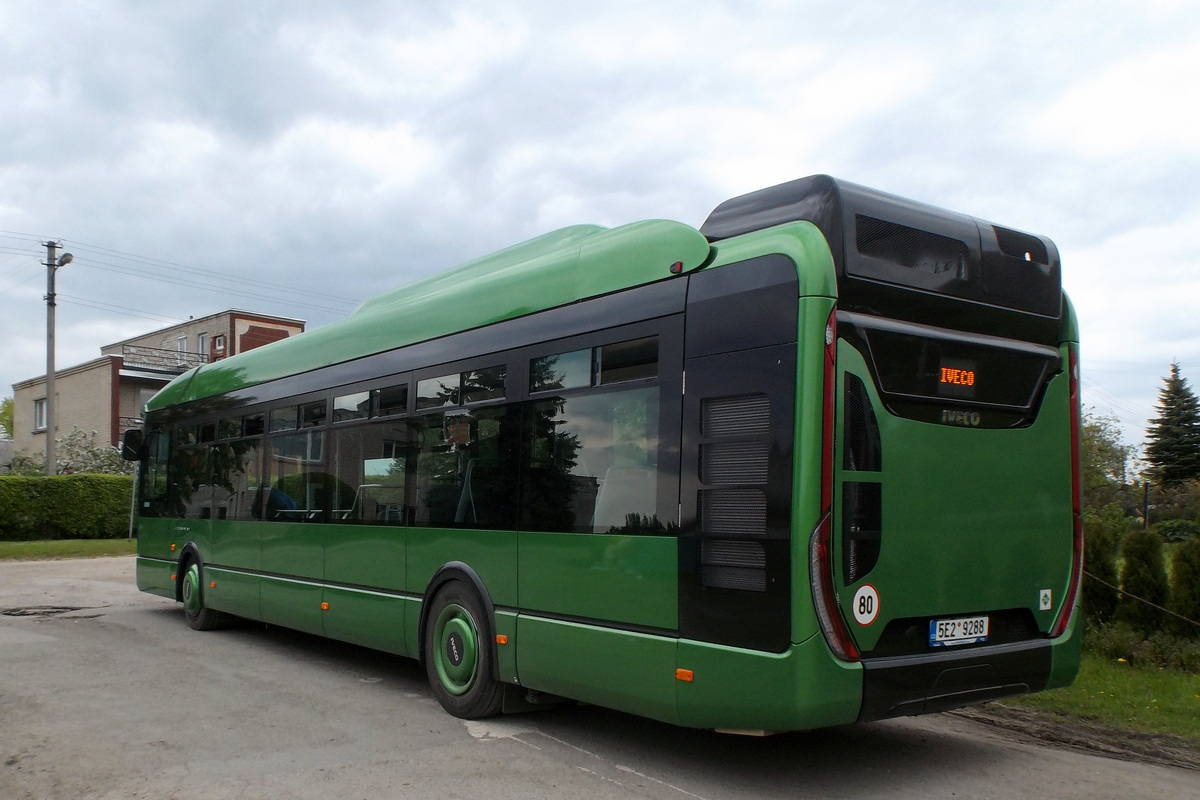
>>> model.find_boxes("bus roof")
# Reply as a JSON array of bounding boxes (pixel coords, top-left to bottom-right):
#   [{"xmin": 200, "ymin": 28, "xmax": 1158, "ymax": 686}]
[
  {"xmin": 147, "ymin": 219, "xmax": 711, "ymax": 411},
  {"xmin": 702, "ymin": 174, "xmax": 1063, "ymax": 320}
]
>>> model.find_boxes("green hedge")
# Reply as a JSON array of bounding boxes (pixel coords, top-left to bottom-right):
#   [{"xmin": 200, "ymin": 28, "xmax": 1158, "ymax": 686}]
[{"xmin": 0, "ymin": 475, "xmax": 134, "ymax": 541}]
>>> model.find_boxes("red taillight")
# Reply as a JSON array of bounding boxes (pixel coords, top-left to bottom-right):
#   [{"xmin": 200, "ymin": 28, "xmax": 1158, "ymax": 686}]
[
  {"xmin": 810, "ymin": 306, "xmax": 859, "ymax": 661},
  {"xmin": 810, "ymin": 513, "xmax": 859, "ymax": 661},
  {"xmin": 1051, "ymin": 344, "xmax": 1083, "ymax": 638}
]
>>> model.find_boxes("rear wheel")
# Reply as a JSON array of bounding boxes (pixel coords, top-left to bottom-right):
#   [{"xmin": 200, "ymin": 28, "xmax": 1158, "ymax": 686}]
[
  {"xmin": 180, "ymin": 560, "xmax": 223, "ymax": 631},
  {"xmin": 424, "ymin": 581, "xmax": 503, "ymax": 719}
]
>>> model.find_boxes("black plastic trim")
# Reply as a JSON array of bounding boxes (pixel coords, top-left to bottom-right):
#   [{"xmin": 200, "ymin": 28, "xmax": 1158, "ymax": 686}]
[{"xmin": 857, "ymin": 639, "xmax": 1051, "ymax": 722}]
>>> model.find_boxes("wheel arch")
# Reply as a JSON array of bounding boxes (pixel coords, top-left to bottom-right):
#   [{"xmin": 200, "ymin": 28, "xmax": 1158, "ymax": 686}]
[
  {"xmin": 174, "ymin": 543, "xmax": 204, "ymax": 603},
  {"xmin": 418, "ymin": 561, "xmax": 497, "ymax": 679}
]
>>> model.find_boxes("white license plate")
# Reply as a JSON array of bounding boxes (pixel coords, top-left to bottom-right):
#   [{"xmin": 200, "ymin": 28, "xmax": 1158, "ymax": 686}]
[{"xmin": 928, "ymin": 615, "xmax": 989, "ymax": 647}]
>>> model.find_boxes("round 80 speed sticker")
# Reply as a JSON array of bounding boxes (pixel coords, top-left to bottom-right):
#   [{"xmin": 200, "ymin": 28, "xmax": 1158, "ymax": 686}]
[{"xmin": 852, "ymin": 584, "xmax": 880, "ymax": 626}]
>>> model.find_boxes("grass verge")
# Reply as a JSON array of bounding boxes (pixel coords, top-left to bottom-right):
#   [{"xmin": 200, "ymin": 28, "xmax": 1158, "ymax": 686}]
[
  {"xmin": 0, "ymin": 539, "xmax": 137, "ymax": 560},
  {"xmin": 1001, "ymin": 651, "xmax": 1200, "ymax": 743}
]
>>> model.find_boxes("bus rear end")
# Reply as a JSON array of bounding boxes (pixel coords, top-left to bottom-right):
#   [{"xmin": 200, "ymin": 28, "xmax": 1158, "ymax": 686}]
[{"xmin": 703, "ymin": 176, "xmax": 1082, "ymax": 722}]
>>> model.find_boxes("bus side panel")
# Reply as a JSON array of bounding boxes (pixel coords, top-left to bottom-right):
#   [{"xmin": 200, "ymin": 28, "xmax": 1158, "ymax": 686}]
[
  {"xmin": 321, "ymin": 587, "xmax": 413, "ymax": 656},
  {"xmin": 516, "ymin": 616, "xmax": 679, "ymax": 725},
  {"xmin": 518, "ymin": 531, "xmax": 678, "ymax": 630},
  {"xmin": 323, "ymin": 524, "xmax": 410, "ymax": 654},
  {"xmin": 203, "ymin": 520, "xmax": 261, "ymax": 619},
  {"xmin": 135, "ymin": 517, "xmax": 183, "ymax": 599},
  {"xmin": 676, "ymin": 634, "xmax": 861, "ymax": 731},
  {"xmin": 258, "ymin": 521, "xmax": 325, "ymax": 633},
  {"xmin": 203, "ymin": 565, "xmax": 262, "ymax": 620},
  {"xmin": 136, "ymin": 557, "xmax": 176, "ymax": 599}
]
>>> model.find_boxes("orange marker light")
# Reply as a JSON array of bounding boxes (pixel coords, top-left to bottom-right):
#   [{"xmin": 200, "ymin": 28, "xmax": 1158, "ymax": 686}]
[
  {"xmin": 321, "ymin": 602, "xmax": 330, "ymax": 610},
  {"xmin": 209, "ymin": 581, "xmax": 216, "ymax": 588},
  {"xmin": 170, "ymin": 574, "xmax": 176, "ymax": 581},
  {"xmin": 495, "ymin": 634, "xmax": 508, "ymax": 645},
  {"xmin": 676, "ymin": 669, "xmax": 694, "ymax": 682},
  {"xmin": 170, "ymin": 544, "xmax": 177, "ymax": 551}
]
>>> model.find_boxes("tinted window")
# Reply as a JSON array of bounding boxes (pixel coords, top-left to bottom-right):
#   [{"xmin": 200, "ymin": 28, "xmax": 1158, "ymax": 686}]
[
  {"xmin": 270, "ymin": 406, "xmax": 298, "ymax": 432},
  {"xmin": 523, "ymin": 386, "xmax": 661, "ymax": 533},
  {"xmin": 597, "ymin": 337, "xmax": 658, "ymax": 385},
  {"xmin": 462, "ymin": 365, "xmax": 506, "ymax": 404},
  {"xmin": 333, "ymin": 392, "xmax": 370, "ymax": 423},
  {"xmin": 375, "ymin": 384, "xmax": 408, "ymax": 417},
  {"xmin": 331, "ymin": 420, "xmax": 415, "ymax": 524},
  {"xmin": 417, "ymin": 374, "xmax": 459, "ymax": 410},
  {"xmin": 531, "ymin": 349, "xmax": 590, "ymax": 393}
]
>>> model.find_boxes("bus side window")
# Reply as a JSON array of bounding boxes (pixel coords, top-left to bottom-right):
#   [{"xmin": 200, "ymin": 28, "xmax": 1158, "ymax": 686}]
[
  {"xmin": 265, "ymin": 430, "xmax": 330, "ymax": 522},
  {"xmin": 219, "ymin": 439, "xmax": 263, "ymax": 522},
  {"xmin": 332, "ymin": 420, "xmax": 414, "ymax": 524},
  {"xmin": 412, "ymin": 407, "xmax": 518, "ymax": 530},
  {"xmin": 522, "ymin": 386, "xmax": 662, "ymax": 534}
]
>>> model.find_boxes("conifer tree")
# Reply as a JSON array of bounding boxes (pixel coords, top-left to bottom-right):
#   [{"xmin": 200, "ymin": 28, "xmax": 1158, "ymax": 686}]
[{"xmin": 1144, "ymin": 362, "xmax": 1200, "ymax": 485}]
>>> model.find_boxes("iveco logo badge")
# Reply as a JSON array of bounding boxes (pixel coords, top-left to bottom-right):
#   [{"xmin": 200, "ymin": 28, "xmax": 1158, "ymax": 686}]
[{"xmin": 941, "ymin": 409, "xmax": 981, "ymax": 427}]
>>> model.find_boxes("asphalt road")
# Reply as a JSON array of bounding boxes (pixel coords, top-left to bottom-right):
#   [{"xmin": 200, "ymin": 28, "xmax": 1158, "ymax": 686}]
[{"xmin": 1, "ymin": 557, "xmax": 1196, "ymax": 800}]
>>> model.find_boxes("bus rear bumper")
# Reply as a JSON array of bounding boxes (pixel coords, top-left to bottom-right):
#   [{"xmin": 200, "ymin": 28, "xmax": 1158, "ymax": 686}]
[{"xmin": 857, "ymin": 639, "xmax": 1051, "ymax": 722}]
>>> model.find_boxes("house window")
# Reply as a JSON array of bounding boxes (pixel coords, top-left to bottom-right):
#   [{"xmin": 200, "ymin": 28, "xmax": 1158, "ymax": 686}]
[
  {"xmin": 197, "ymin": 332, "xmax": 208, "ymax": 359},
  {"xmin": 176, "ymin": 336, "xmax": 187, "ymax": 364},
  {"xmin": 33, "ymin": 398, "xmax": 47, "ymax": 431}
]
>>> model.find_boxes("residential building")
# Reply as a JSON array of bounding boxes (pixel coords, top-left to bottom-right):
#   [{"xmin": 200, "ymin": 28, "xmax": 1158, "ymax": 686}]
[{"xmin": 11, "ymin": 310, "xmax": 304, "ymax": 461}]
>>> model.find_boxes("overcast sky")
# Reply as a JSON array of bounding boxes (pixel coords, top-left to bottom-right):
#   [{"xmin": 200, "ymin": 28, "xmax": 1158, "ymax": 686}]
[{"xmin": 3, "ymin": 1, "xmax": 1199, "ymax": 452}]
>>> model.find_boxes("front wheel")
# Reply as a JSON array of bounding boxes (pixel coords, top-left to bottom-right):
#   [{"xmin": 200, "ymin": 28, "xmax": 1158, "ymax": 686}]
[
  {"xmin": 423, "ymin": 581, "xmax": 503, "ymax": 719},
  {"xmin": 180, "ymin": 560, "xmax": 223, "ymax": 631}
]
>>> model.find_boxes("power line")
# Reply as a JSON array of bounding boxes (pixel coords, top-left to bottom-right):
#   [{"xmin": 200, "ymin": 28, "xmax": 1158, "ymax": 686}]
[
  {"xmin": 56, "ymin": 293, "xmax": 187, "ymax": 325},
  {"xmin": 0, "ymin": 228, "xmax": 363, "ymax": 310}
]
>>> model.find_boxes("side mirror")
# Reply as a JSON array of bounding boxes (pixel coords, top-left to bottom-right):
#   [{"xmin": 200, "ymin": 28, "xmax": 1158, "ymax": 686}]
[{"xmin": 121, "ymin": 428, "xmax": 144, "ymax": 461}]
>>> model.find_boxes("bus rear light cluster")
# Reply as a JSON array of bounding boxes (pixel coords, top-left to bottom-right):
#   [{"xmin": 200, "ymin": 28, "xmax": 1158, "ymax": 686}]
[
  {"xmin": 810, "ymin": 513, "xmax": 859, "ymax": 661},
  {"xmin": 1051, "ymin": 343, "xmax": 1083, "ymax": 638}
]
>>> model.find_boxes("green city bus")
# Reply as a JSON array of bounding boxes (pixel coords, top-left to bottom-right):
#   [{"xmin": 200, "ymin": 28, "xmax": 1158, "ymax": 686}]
[{"xmin": 127, "ymin": 175, "xmax": 1082, "ymax": 732}]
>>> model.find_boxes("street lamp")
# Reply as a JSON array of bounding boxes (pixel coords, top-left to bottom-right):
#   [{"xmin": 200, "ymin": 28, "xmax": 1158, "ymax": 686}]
[{"xmin": 44, "ymin": 242, "xmax": 72, "ymax": 476}]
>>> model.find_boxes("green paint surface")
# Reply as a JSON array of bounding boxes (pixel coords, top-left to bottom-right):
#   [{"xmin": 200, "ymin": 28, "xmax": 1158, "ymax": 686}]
[
  {"xmin": 676, "ymin": 634, "xmax": 862, "ymax": 730},
  {"xmin": 406, "ymin": 527, "xmax": 518, "ymax": 607},
  {"xmin": 516, "ymin": 615, "xmax": 679, "ymax": 725},
  {"xmin": 135, "ymin": 557, "xmax": 175, "ymax": 599},
  {"xmin": 322, "ymin": 588, "xmax": 412, "ymax": 656},
  {"xmin": 518, "ymin": 531, "xmax": 677, "ymax": 630}
]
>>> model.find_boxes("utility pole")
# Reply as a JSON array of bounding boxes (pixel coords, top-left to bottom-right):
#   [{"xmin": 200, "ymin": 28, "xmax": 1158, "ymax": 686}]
[{"xmin": 43, "ymin": 241, "xmax": 72, "ymax": 476}]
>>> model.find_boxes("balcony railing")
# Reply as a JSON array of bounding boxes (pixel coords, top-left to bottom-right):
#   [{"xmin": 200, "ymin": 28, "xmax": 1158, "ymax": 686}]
[{"xmin": 122, "ymin": 345, "xmax": 209, "ymax": 373}]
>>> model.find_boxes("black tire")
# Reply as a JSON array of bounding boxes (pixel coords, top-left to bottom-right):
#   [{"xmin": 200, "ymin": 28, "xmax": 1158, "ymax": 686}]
[
  {"xmin": 179, "ymin": 558, "xmax": 224, "ymax": 632},
  {"xmin": 423, "ymin": 581, "xmax": 503, "ymax": 719}
]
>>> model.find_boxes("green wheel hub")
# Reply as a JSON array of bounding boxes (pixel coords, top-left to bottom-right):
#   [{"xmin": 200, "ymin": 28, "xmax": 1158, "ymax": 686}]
[
  {"xmin": 182, "ymin": 563, "xmax": 202, "ymax": 617},
  {"xmin": 432, "ymin": 603, "xmax": 479, "ymax": 696}
]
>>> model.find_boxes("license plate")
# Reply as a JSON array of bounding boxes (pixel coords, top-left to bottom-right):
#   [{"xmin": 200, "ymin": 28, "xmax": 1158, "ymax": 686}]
[{"xmin": 929, "ymin": 615, "xmax": 989, "ymax": 647}]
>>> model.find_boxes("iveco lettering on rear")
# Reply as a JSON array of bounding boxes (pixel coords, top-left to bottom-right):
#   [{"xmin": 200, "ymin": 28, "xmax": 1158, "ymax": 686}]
[
  {"xmin": 941, "ymin": 409, "xmax": 982, "ymax": 427},
  {"xmin": 128, "ymin": 173, "xmax": 1082, "ymax": 735}
]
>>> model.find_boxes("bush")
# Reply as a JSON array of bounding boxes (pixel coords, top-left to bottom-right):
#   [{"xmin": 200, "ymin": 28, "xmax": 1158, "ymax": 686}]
[
  {"xmin": 1154, "ymin": 518, "xmax": 1200, "ymax": 543},
  {"xmin": 1082, "ymin": 505, "xmax": 1127, "ymax": 623},
  {"xmin": 1168, "ymin": 538, "xmax": 1200, "ymax": 638},
  {"xmin": 0, "ymin": 475, "xmax": 133, "ymax": 540},
  {"xmin": 1085, "ymin": 621, "xmax": 1200, "ymax": 672},
  {"xmin": 1116, "ymin": 530, "xmax": 1170, "ymax": 633}
]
